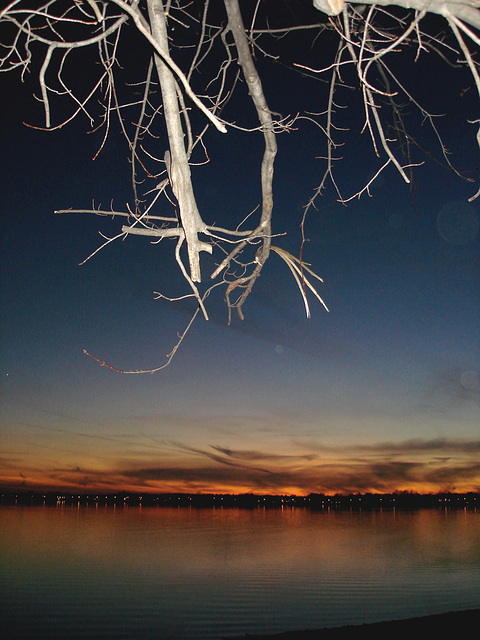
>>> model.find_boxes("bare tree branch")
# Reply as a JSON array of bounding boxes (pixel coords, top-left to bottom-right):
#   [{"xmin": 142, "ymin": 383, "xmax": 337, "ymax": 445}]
[{"xmin": 2, "ymin": 0, "xmax": 479, "ymax": 371}]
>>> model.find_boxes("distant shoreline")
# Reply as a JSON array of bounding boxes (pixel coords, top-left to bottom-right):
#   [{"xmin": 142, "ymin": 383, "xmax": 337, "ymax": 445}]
[
  {"xmin": 1, "ymin": 490, "xmax": 479, "ymax": 509},
  {"xmin": 225, "ymin": 609, "xmax": 480, "ymax": 639}
]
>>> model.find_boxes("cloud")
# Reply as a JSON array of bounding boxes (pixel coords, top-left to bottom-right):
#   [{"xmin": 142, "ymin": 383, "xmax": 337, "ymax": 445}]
[
  {"xmin": 172, "ymin": 443, "xmax": 274, "ymax": 474},
  {"xmin": 116, "ymin": 457, "xmax": 480, "ymax": 495},
  {"xmin": 310, "ymin": 438, "xmax": 480, "ymax": 493},
  {"xmin": 209, "ymin": 445, "xmax": 317, "ymax": 463},
  {"xmin": 112, "ymin": 436, "xmax": 480, "ymax": 495},
  {"xmin": 353, "ymin": 438, "xmax": 480, "ymax": 455},
  {"xmin": 116, "ymin": 464, "xmax": 300, "ymax": 495},
  {"xmin": 4, "ymin": 437, "xmax": 480, "ymax": 496}
]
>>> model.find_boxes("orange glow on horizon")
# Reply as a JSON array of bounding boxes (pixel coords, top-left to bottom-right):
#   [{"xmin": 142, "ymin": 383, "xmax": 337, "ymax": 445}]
[
  {"xmin": 2, "ymin": 435, "xmax": 479, "ymax": 498},
  {"xmin": 2, "ymin": 474, "xmax": 479, "ymax": 497}
]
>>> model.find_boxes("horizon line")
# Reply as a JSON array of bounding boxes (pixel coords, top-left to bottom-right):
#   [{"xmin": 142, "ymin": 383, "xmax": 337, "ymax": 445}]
[{"xmin": 2, "ymin": 489, "xmax": 479, "ymax": 502}]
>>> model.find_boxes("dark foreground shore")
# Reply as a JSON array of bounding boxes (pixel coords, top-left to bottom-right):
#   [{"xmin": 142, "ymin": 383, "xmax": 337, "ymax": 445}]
[{"xmin": 226, "ymin": 608, "xmax": 480, "ymax": 639}]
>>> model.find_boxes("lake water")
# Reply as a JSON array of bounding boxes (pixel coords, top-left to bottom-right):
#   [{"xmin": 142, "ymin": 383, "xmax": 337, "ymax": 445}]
[{"xmin": 1, "ymin": 504, "xmax": 480, "ymax": 639}]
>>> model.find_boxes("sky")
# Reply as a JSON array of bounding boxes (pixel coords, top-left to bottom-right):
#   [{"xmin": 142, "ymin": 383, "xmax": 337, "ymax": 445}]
[{"xmin": 0, "ymin": 7, "xmax": 479, "ymax": 496}]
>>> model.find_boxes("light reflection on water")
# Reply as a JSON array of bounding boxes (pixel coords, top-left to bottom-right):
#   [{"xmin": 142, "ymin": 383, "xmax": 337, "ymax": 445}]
[{"xmin": 1, "ymin": 505, "xmax": 480, "ymax": 639}]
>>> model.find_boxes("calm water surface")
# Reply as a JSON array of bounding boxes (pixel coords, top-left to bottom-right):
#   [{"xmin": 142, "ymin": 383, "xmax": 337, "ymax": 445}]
[{"xmin": 1, "ymin": 505, "xmax": 480, "ymax": 639}]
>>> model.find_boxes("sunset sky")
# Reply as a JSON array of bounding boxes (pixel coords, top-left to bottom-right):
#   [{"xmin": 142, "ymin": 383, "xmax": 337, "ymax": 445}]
[{"xmin": 1, "ymin": 7, "xmax": 479, "ymax": 496}]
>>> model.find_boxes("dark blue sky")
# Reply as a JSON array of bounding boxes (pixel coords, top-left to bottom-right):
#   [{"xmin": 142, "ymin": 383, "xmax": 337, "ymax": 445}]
[{"xmin": 0, "ymin": 9, "xmax": 479, "ymax": 495}]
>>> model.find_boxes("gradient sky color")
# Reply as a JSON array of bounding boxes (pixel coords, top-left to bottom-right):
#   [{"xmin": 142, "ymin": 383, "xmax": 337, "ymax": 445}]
[{"xmin": 1, "ymin": 11, "xmax": 479, "ymax": 496}]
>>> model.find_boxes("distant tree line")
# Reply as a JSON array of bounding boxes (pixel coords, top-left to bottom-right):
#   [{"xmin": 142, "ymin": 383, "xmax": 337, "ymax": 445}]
[{"xmin": 2, "ymin": 491, "xmax": 479, "ymax": 509}]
